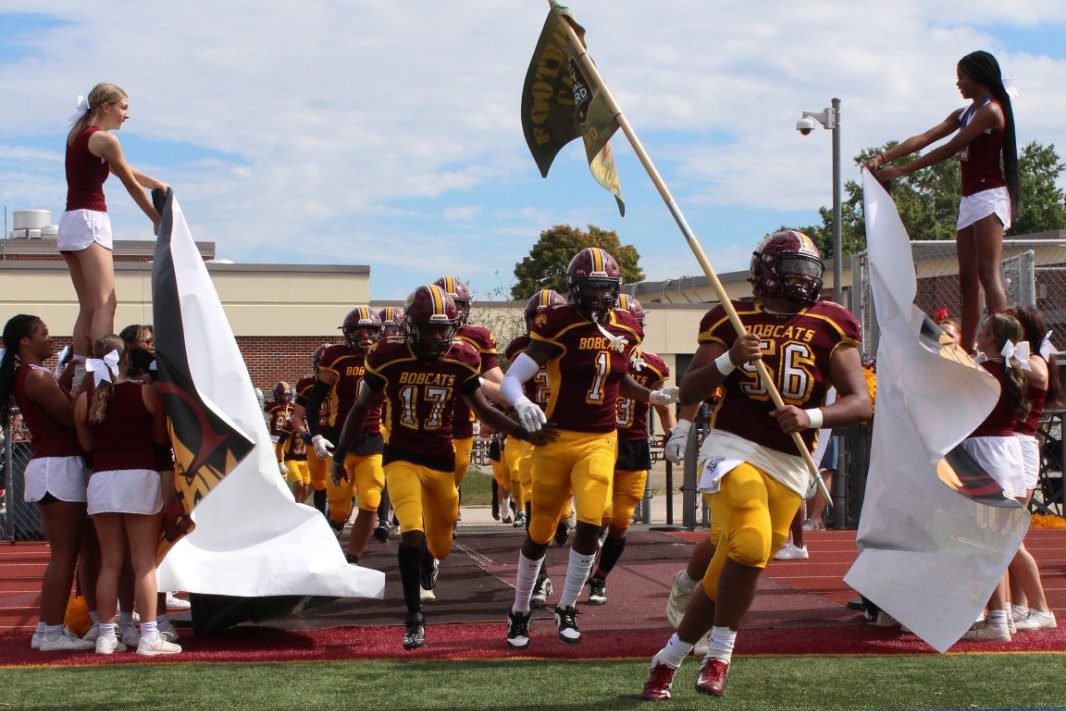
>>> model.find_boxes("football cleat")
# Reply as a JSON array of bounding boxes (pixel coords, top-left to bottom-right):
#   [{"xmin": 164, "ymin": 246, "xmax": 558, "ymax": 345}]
[
  {"xmin": 403, "ymin": 612, "xmax": 426, "ymax": 650},
  {"xmin": 372, "ymin": 519, "xmax": 391, "ymax": 543},
  {"xmin": 642, "ymin": 657, "xmax": 678, "ymax": 701},
  {"xmin": 506, "ymin": 610, "xmax": 531, "ymax": 649},
  {"xmin": 513, "ymin": 511, "xmax": 528, "ymax": 529},
  {"xmin": 530, "ymin": 572, "xmax": 552, "ymax": 609},
  {"xmin": 553, "ymin": 605, "xmax": 581, "ymax": 644},
  {"xmin": 420, "ymin": 556, "xmax": 439, "ymax": 591},
  {"xmin": 587, "ymin": 577, "xmax": 607, "ymax": 606},
  {"xmin": 694, "ymin": 658, "xmax": 730, "ymax": 697}
]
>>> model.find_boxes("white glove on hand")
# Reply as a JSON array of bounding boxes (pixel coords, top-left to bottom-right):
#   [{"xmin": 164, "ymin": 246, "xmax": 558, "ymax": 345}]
[
  {"xmin": 664, "ymin": 419, "xmax": 692, "ymax": 463},
  {"xmin": 278, "ymin": 461, "xmax": 289, "ymax": 477},
  {"xmin": 649, "ymin": 386, "xmax": 679, "ymax": 407},
  {"xmin": 513, "ymin": 396, "xmax": 547, "ymax": 432},
  {"xmin": 312, "ymin": 434, "xmax": 334, "ymax": 459}
]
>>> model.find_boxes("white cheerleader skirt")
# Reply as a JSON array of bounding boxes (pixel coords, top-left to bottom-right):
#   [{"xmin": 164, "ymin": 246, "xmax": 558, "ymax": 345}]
[
  {"xmin": 23, "ymin": 456, "xmax": 89, "ymax": 503},
  {"xmin": 87, "ymin": 469, "xmax": 165, "ymax": 516},
  {"xmin": 961, "ymin": 435, "xmax": 1026, "ymax": 499},
  {"xmin": 1015, "ymin": 433, "xmax": 1040, "ymax": 492}
]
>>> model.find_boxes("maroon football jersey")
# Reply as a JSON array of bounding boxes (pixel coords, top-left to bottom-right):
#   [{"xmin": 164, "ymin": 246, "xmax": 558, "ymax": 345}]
[
  {"xmin": 318, "ymin": 344, "xmax": 381, "ymax": 434},
  {"xmin": 266, "ymin": 401, "xmax": 293, "ymax": 438},
  {"xmin": 294, "ymin": 375, "xmax": 331, "ymax": 426},
  {"xmin": 505, "ymin": 335, "xmax": 552, "ymax": 408},
  {"xmin": 699, "ymin": 299, "xmax": 860, "ymax": 456},
  {"xmin": 451, "ymin": 323, "xmax": 500, "ymax": 438},
  {"xmin": 365, "ymin": 339, "xmax": 482, "ymax": 470},
  {"xmin": 530, "ymin": 305, "xmax": 643, "ymax": 433},
  {"xmin": 616, "ymin": 348, "xmax": 669, "ymax": 441},
  {"xmin": 279, "ymin": 418, "xmax": 308, "ymax": 460}
]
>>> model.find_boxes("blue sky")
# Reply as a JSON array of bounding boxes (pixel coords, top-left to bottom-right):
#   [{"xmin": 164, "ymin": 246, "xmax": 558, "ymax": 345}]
[{"xmin": 1, "ymin": 1, "xmax": 1064, "ymax": 301}]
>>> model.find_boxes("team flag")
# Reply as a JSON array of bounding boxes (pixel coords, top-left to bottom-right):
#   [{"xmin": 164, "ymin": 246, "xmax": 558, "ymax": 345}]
[
  {"xmin": 522, "ymin": 2, "xmax": 624, "ymax": 215},
  {"xmin": 150, "ymin": 190, "xmax": 385, "ymax": 605},
  {"xmin": 843, "ymin": 172, "xmax": 1028, "ymax": 652}
]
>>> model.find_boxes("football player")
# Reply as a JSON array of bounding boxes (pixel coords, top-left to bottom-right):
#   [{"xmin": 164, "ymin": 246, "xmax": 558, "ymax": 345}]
[
  {"xmin": 264, "ymin": 381, "xmax": 292, "ymax": 444},
  {"xmin": 500, "ymin": 248, "xmax": 678, "ymax": 649},
  {"xmin": 642, "ymin": 231, "xmax": 869, "ymax": 700},
  {"xmin": 587, "ymin": 295, "xmax": 676, "ymax": 606},
  {"xmin": 433, "ymin": 277, "xmax": 505, "ymax": 490},
  {"xmin": 374, "ymin": 306, "xmax": 406, "ymax": 540},
  {"xmin": 276, "ymin": 408, "xmax": 311, "ymax": 502},
  {"xmin": 333, "ymin": 284, "xmax": 552, "ymax": 650},
  {"xmin": 305, "ymin": 307, "xmax": 385, "ymax": 565},
  {"xmin": 290, "ymin": 344, "xmax": 331, "ymax": 515}
]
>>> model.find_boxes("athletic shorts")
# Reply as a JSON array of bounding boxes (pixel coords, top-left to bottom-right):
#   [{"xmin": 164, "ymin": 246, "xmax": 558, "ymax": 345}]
[
  {"xmin": 23, "ymin": 456, "xmax": 89, "ymax": 503},
  {"xmin": 87, "ymin": 469, "xmax": 165, "ymax": 516},
  {"xmin": 957, "ymin": 186, "xmax": 1011, "ymax": 231},
  {"xmin": 1015, "ymin": 433, "xmax": 1040, "ymax": 492},
  {"xmin": 961, "ymin": 435, "xmax": 1025, "ymax": 499},
  {"xmin": 58, "ymin": 209, "xmax": 113, "ymax": 252}
]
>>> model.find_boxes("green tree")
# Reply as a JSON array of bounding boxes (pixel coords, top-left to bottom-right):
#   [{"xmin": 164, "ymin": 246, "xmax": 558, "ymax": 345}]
[
  {"xmin": 797, "ymin": 141, "xmax": 1066, "ymax": 258},
  {"xmin": 511, "ymin": 224, "xmax": 644, "ymax": 299}
]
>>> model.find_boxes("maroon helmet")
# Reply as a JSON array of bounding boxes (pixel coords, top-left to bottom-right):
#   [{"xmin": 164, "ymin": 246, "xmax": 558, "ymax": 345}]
[
  {"xmin": 377, "ymin": 306, "xmax": 406, "ymax": 341},
  {"xmin": 523, "ymin": 289, "xmax": 567, "ymax": 330},
  {"xmin": 749, "ymin": 230, "xmax": 824, "ymax": 306},
  {"xmin": 405, "ymin": 284, "xmax": 459, "ymax": 360},
  {"xmin": 566, "ymin": 247, "xmax": 622, "ymax": 322},
  {"xmin": 341, "ymin": 306, "xmax": 382, "ymax": 355},
  {"xmin": 616, "ymin": 293, "xmax": 645, "ymax": 327},
  {"xmin": 273, "ymin": 381, "xmax": 291, "ymax": 400},
  {"xmin": 433, "ymin": 276, "xmax": 472, "ymax": 326}
]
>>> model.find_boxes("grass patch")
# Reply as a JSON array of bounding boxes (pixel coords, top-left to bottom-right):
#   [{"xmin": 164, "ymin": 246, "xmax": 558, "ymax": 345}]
[
  {"xmin": 459, "ymin": 466, "xmax": 493, "ymax": 505},
  {"xmin": 1, "ymin": 654, "xmax": 1063, "ymax": 710}
]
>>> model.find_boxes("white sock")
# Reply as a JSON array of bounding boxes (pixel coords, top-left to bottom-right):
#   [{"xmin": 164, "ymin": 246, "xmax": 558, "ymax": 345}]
[
  {"xmin": 512, "ymin": 552, "xmax": 544, "ymax": 615},
  {"xmin": 98, "ymin": 622, "xmax": 118, "ymax": 641},
  {"xmin": 657, "ymin": 633, "xmax": 693, "ymax": 668},
  {"xmin": 559, "ymin": 548, "xmax": 596, "ymax": 608},
  {"xmin": 140, "ymin": 620, "xmax": 159, "ymax": 642},
  {"xmin": 35, "ymin": 621, "xmax": 46, "ymax": 636},
  {"xmin": 1013, "ymin": 604, "xmax": 1029, "ymax": 617},
  {"xmin": 987, "ymin": 609, "xmax": 1008, "ymax": 626},
  {"xmin": 43, "ymin": 623, "xmax": 64, "ymax": 640},
  {"xmin": 156, "ymin": 614, "xmax": 171, "ymax": 625},
  {"xmin": 706, "ymin": 626, "xmax": 737, "ymax": 664}
]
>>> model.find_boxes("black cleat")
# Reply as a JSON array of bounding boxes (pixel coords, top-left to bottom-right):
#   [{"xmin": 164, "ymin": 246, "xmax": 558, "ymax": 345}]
[
  {"xmin": 372, "ymin": 520, "xmax": 391, "ymax": 543},
  {"xmin": 553, "ymin": 605, "xmax": 581, "ymax": 643},
  {"xmin": 506, "ymin": 610, "xmax": 531, "ymax": 649},
  {"xmin": 530, "ymin": 572, "xmax": 552, "ymax": 609},
  {"xmin": 402, "ymin": 612, "xmax": 425, "ymax": 650},
  {"xmin": 587, "ymin": 577, "xmax": 607, "ymax": 605}
]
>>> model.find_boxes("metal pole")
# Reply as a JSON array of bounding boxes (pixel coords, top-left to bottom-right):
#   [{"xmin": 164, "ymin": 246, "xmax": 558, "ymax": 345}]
[{"xmin": 831, "ymin": 97, "xmax": 843, "ymax": 304}]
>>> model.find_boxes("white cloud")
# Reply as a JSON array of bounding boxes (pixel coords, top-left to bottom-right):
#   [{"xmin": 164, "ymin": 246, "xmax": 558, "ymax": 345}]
[{"xmin": 1, "ymin": 1, "xmax": 1063, "ymax": 297}]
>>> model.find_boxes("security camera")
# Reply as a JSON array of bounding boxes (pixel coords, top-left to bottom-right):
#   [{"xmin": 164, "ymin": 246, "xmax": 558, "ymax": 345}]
[{"xmin": 795, "ymin": 117, "xmax": 818, "ymax": 135}]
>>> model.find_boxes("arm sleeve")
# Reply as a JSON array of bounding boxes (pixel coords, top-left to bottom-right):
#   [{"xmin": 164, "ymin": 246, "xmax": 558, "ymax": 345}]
[
  {"xmin": 500, "ymin": 352, "xmax": 539, "ymax": 407},
  {"xmin": 305, "ymin": 379, "xmax": 331, "ymax": 435}
]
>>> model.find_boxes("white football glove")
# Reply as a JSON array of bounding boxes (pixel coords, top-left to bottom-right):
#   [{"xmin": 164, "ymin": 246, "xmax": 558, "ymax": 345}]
[
  {"xmin": 278, "ymin": 461, "xmax": 289, "ymax": 477},
  {"xmin": 649, "ymin": 386, "xmax": 679, "ymax": 407},
  {"xmin": 312, "ymin": 434, "xmax": 334, "ymax": 459},
  {"xmin": 513, "ymin": 396, "xmax": 547, "ymax": 432},
  {"xmin": 664, "ymin": 419, "xmax": 692, "ymax": 463}
]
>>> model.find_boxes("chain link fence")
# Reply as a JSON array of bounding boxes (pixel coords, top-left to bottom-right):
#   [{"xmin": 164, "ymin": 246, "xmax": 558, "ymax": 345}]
[
  {"xmin": 851, "ymin": 238, "xmax": 1066, "ymax": 518},
  {"xmin": 1, "ymin": 414, "xmax": 45, "ymax": 541}
]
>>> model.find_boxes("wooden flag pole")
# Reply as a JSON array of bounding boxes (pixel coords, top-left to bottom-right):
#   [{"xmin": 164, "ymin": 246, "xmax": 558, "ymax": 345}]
[{"xmin": 547, "ymin": 1, "xmax": 830, "ymax": 501}]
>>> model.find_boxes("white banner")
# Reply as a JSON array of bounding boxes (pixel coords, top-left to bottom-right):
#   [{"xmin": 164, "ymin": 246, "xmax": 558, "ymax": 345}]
[
  {"xmin": 843, "ymin": 172, "xmax": 1027, "ymax": 652},
  {"xmin": 152, "ymin": 192, "xmax": 384, "ymax": 600}
]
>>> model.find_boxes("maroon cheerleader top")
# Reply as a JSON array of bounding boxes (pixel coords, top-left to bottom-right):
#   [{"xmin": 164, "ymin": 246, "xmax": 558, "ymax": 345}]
[
  {"xmin": 65, "ymin": 125, "xmax": 109, "ymax": 212},
  {"xmin": 88, "ymin": 381, "xmax": 158, "ymax": 472},
  {"xmin": 13, "ymin": 364, "xmax": 81, "ymax": 459}
]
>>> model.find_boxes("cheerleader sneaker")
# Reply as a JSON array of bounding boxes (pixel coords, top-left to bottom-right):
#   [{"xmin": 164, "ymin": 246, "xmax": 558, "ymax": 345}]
[
  {"xmin": 95, "ymin": 636, "xmax": 127, "ymax": 655},
  {"xmin": 136, "ymin": 636, "xmax": 182, "ymax": 656}
]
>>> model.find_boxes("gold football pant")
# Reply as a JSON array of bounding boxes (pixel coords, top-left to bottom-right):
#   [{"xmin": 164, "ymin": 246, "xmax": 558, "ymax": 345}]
[
  {"xmin": 307, "ymin": 448, "xmax": 328, "ymax": 492},
  {"xmin": 284, "ymin": 459, "xmax": 311, "ymax": 486},
  {"xmin": 386, "ymin": 460, "xmax": 459, "ymax": 561},
  {"xmin": 453, "ymin": 436, "xmax": 474, "ymax": 486},
  {"xmin": 325, "ymin": 452, "xmax": 385, "ymax": 526},
  {"xmin": 701, "ymin": 462, "xmax": 801, "ymax": 600},
  {"xmin": 602, "ymin": 468, "xmax": 647, "ymax": 528},
  {"xmin": 528, "ymin": 429, "xmax": 615, "ymax": 545}
]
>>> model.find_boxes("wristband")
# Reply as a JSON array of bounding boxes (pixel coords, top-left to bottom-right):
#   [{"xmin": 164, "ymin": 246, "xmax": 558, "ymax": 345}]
[
  {"xmin": 804, "ymin": 408, "xmax": 824, "ymax": 430},
  {"xmin": 714, "ymin": 350, "xmax": 737, "ymax": 376}
]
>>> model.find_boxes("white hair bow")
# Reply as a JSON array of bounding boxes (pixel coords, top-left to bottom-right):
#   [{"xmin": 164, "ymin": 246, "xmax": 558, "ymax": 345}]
[
  {"xmin": 1001, "ymin": 340, "xmax": 1031, "ymax": 371},
  {"xmin": 1039, "ymin": 330, "xmax": 1055, "ymax": 361},
  {"xmin": 85, "ymin": 349, "xmax": 120, "ymax": 386},
  {"xmin": 53, "ymin": 345, "xmax": 70, "ymax": 378},
  {"xmin": 1002, "ymin": 75, "xmax": 1019, "ymax": 100},
  {"xmin": 68, "ymin": 95, "xmax": 90, "ymax": 126}
]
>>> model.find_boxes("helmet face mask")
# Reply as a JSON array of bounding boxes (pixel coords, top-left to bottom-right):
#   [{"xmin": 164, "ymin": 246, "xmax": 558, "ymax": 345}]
[
  {"xmin": 749, "ymin": 231, "xmax": 824, "ymax": 306},
  {"xmin": 342, "ymin": 306, "xmax": 382, "ymax": 355},
  {"xmin": 566, "ymin": 248, "xmax": 623, "ymax": 323},
  {"xmin": 405, "ymin": 284, "xmax": 459, "ymax": 360}
]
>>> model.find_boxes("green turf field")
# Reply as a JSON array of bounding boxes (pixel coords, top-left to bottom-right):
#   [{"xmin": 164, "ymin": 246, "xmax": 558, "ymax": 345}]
[{"xmin": 2, "ymin": 654, "xmax": 1062, "ymax": 710}]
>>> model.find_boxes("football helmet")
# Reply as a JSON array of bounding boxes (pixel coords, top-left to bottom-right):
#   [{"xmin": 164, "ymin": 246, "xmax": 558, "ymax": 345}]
[
  {"xmin": 616, "ymin": 293, "xmax": 645, "ymax": 328},
  {"xmin": 405, "ymin": 284, "xmax": 460, "ymax": 360},
  {"xmin": 749, "ymin": 230, "xmax": 824, "ymax": 306},
  {"xmin": 341, "ymin": 306, "xmax": 382, "ymax": 355},
  {"xmin": 566, "ymin": 247, "xmax": 623, "ymax": 322},
  {"xmin": 312, "ymin": 343, "xmax": 329, "ymax": 370},
  {"xmin": 523, "ymin": 289, "xmax": 566, "ymax": 330},
  {"xmin": 273, "ymin": 381, "xmax": 291, "ymax": 400},
  {"xmin": 433, "ymin": 276, "xmax": 472, "ymax": 327},
  {"xmin": 378, "ymin": 306, "xmax": 406, "ymax": 340}
]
